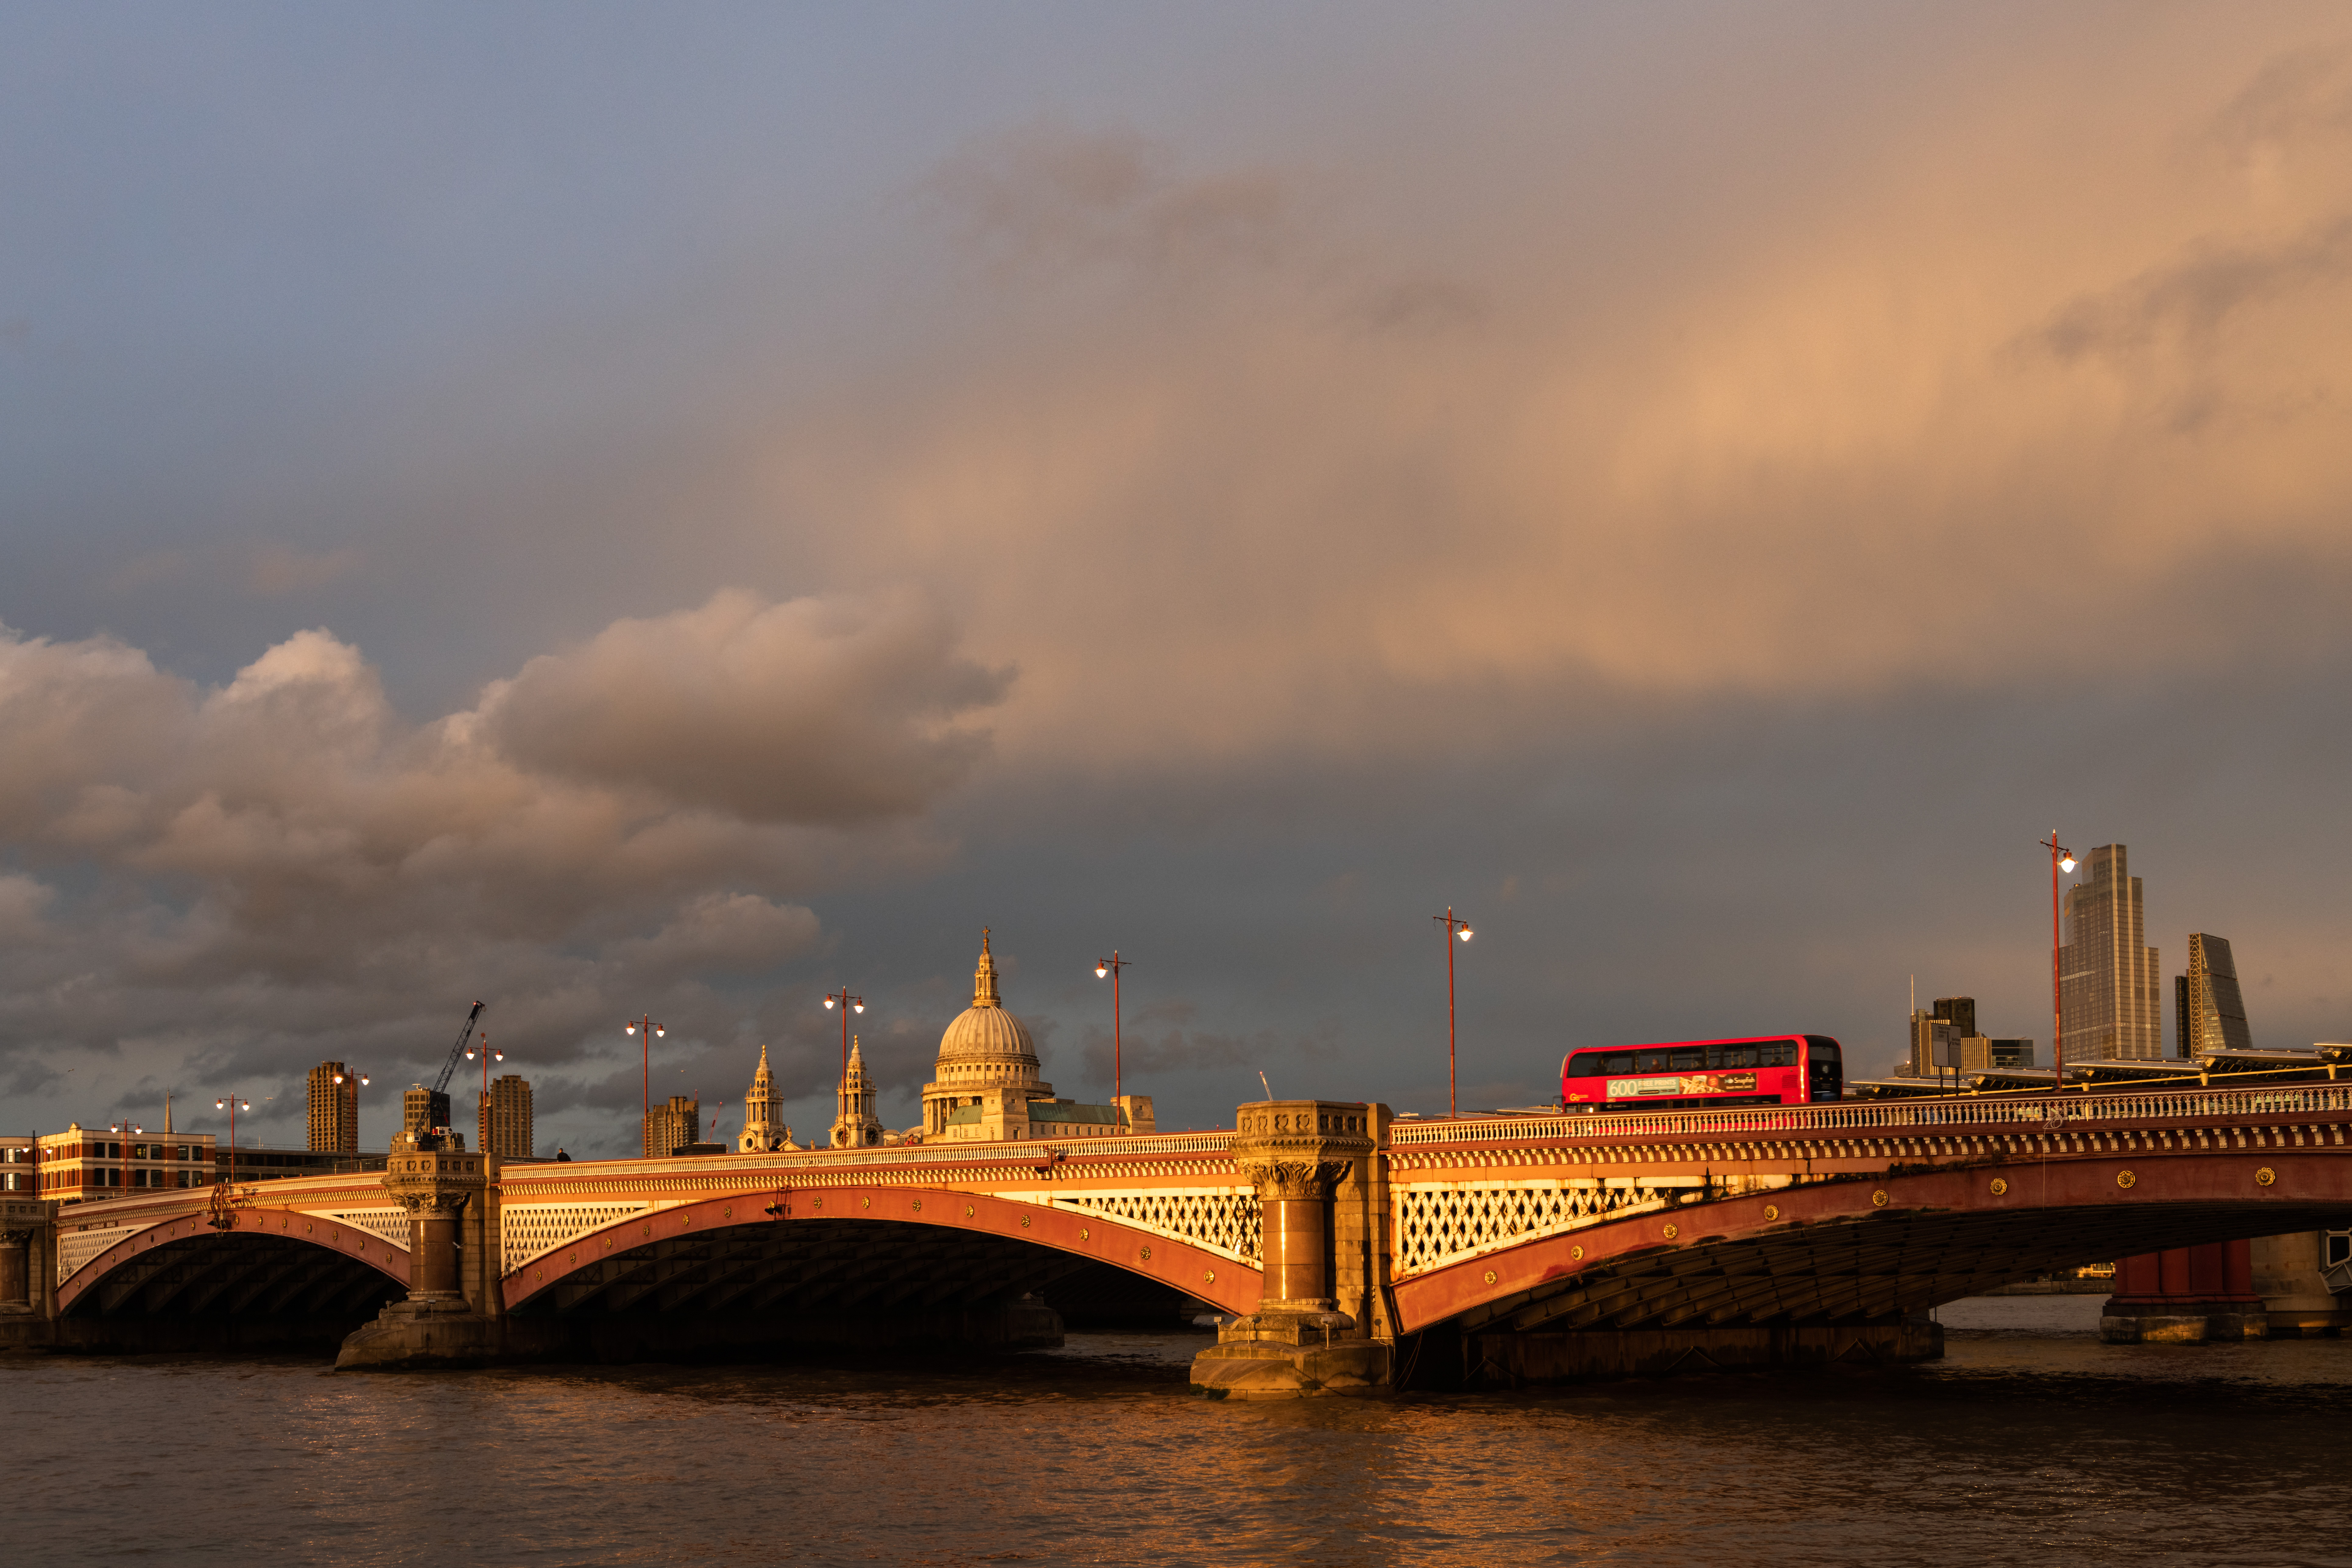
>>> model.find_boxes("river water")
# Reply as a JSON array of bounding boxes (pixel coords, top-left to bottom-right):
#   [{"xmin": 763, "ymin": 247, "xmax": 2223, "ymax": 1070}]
[{"xmin": 4, "ymin": 1296, "xmax": 2347, "ymax": 1567}]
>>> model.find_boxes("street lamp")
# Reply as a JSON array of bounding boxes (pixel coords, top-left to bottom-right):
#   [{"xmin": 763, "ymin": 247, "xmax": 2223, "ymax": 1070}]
[
  {"xmin": 2040, "ymin": 832, "xmax": 2075, "ymax": 1093},
  {"xmin": 331, "ymin": 1070, "xmax": 370, "ymax": 1166},
  {"xmin": 467, "ymin": 1035, "xmax": 506, "ymax": 1154},
  {"xmin": 213, "ymin": 1096, "xmax": 250, "ymax": 1191},
  {"xmin": 823, "ymin": 990, "xmax": 866, "ymax": 1082},
  {"xmin": 1095, "ymin": 952, "xmax": 1130, "ymax": 1123},
  {"xmin": 108, "ymin": 1121, "xmax": 143, "ymax": 1197},
  {"xmin": 1432, "ymin": 907, "xmax": 1474, "ymax": 1118},
  {"xmin": 624, "ymin": 1015, "xmax": 666, "ymax": 1129}
]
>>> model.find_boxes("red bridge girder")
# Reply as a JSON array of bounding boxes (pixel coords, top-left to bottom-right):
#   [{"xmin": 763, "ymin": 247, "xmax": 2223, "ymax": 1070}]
[
  {"xmin": 56, "ymin": 1205, "xmax": 410, "ymax": 1318},
  {"xmin": 502, "ymin": 1184, "xmax": 1261, "ymax": 1317},
  {"xmin": 1393, "ymin": 1147, "xmax": 2352, "ymax": 1334}
]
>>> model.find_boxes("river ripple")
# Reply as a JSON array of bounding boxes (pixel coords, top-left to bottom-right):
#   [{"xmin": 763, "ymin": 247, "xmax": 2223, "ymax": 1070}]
[{"xmin": 4, "ymin": 1297, "xmax": 2348, "ymax": 1567}]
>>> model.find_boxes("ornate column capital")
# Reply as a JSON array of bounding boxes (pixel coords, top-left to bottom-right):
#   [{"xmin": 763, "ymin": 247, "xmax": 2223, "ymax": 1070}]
[{"xmin": 1230, "ymin": 1100, "xmax": 1375, "ymax": 1201}]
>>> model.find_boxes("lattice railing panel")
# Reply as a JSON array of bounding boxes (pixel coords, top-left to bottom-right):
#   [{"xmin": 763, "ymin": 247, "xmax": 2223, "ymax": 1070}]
[
  {"xmin": 1053, "ymin": 1189, "xmax": 1263, "ymax": 1265},
  {"xmin": 502, "ymin": 1202, "xmax": 652, "ymax": 1271},
  {"xmin": 322, "ymin": 1208, "xmax": 411, "ymax": 1250},
  {"xmin": 1393, "ymin": 1180, "xmax": 1675, "ymax": 1277},
  {"xmin": 56, "ymin": 1226, "xmax": 131, "ymax": 1284}
]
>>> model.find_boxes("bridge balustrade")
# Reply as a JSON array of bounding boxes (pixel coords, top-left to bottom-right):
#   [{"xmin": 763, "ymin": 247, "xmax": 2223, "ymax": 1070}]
[{"xmin": 1388, "ymin": 1083, "xmax": 2352, "ymax": 1146}]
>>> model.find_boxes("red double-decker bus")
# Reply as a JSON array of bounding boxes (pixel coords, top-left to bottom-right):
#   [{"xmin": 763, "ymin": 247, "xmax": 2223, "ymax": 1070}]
[{"xmin": 1559, "ymin": 1034, "xmax": 1843, "ymax": 1112}]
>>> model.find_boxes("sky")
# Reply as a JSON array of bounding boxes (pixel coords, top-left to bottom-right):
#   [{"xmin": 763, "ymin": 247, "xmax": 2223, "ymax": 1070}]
[{"xmin": 5, "ymin": 3, "xmax": 2352, "ymax": 1155}]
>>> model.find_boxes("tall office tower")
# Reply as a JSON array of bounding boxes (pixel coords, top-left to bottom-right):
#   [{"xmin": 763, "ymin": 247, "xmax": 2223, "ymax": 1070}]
[
  {"xmin": 1908, "ymin": 997, "xmax": 1977, "ymax": 1075},
  {"xmin": 643, "ymin": 1094, "xmax": 700, "ymax": 1158},
  {"xmin": 401, "ymin": 1085, "xmax": 454, "ymax": 1149},
  {"xmin": 2060, "ymin": 844, "xmax": 2163, "ymax": 1062},
  {"xmin": 305, "ymin": 1061, "xmax": 358, "ymax": 1153},
  {"xmin": 478, "ymin": 1073, "xmax": 534, "ymax": 1158},
  {"xmin": 2177, "ymin": 933, "xmax": 2254, "ymax": 1058}
]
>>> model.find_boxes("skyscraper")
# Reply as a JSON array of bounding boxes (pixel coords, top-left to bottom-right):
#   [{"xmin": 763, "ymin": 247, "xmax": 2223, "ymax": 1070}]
[
  {"xmin": 478, "ymin": 1073, "xmax": 534, "ymax": 1158},
  {"xmin": 305, "ymin": 1061, "xmax": 358, "ymax": 1153},
  {"xmin": 643, "ymin": 1094, "xmax": 699, "ymax": 1158},
  {"xmin": 2177, "ymin": 932, "xmax": 2254, "ymax": 1057},
  {"xmin": 2060, "ymin": 844, "xmax": 2163, "ymax": 1062}
]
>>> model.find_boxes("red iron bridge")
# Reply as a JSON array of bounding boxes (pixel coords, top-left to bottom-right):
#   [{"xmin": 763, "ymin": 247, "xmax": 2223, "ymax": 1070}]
[{"xmin": 4, "ymin": 1081, "xmax": 2347, "ymax": 1395}]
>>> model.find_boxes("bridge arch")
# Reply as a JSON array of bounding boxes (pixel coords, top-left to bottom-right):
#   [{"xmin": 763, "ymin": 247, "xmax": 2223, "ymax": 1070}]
[
  {"xmin": 57, "ymin": 1206, "xmax": 410, "ymax": 1321},
  {"xmin": 1393, "ymin": 1149, "xmax": 2352, "ymax": 1335},
  {"xmin": 502, "ymin": 1185, "xmax": 1262, "ymax": 1320}
]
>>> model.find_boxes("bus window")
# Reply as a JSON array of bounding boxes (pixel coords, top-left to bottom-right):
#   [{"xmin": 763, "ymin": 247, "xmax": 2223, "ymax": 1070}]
[
  {"xmin": 1670, "ymin": 1050, "xmax": 1703, "ymax": 1070},
  {"xmin": 1804, "ymin": 1036, "xmax": 1844, "ymax": 1101},
  {"xmin": 1604, "ymin": 1054, "xmax": 1634, "ymax": 1075}
]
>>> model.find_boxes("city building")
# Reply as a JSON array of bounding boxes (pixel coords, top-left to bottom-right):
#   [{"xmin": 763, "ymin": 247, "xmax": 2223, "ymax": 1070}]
[
  {"xmin": 478, "ymin": 1073, "xmax": 534, "ymax": 1158},
  {"xmin": 306, "ymin": 1060, "xmax": 359, "ymax": 1153},
  {"xmin": 2061, "ymin": 844, "xmax": 2164, "ymax": 1062},
  {"xmin": 1904, "ymin": 996, "xmax": 2035, "ymax": 1076},
  {"xmin": 644, "ymin": 1094, "xmax": 700, "ymax": 1158},
  {"xmin": 2177, "ymin": 932, "xmax": 2254, "ymax": 1058},
  {"xmin": 400, "ymin": 1085, "xmax": 455, "ymax": 1150},
  {"xmin": 739, "ymin": 1043, "xmax": 794, "ymax": 1152},
  {"xmin": 28, "ymin": 1125, "xmax": 218, "ymax": 1202},
  {"xmin": 921, "ymin": 932, "xmax": 1153, "ymax": 1142},
  {"xmin": 829, "ymin": 1038, "xmax": 886, "ymax": 1148},
  {"xmin": 0, "ymin": 1137, "xmax": 29, "ymax": 1194}
]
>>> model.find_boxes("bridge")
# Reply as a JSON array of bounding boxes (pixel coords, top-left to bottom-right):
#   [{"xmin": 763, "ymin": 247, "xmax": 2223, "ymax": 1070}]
[{"xmin": 3, "ymin": 1081, "xmax": 2347, "ymax": 1394}]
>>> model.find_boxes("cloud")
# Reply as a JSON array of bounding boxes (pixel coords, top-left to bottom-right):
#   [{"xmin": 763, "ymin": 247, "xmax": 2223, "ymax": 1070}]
[
  {"xmin": 928, "ymin": 123, "xmax": 1291, "ymax": 283},
  {"xmin": 248, "ymin": 545, "xmax": 360, "ymax": 596},
  {"xmin": 480, "ymin": 587, "xmax": 1010, "ymax": 824},
  {"xmin": 0, "ymin": 592, "xmax": 998, "ymax": 1139}
]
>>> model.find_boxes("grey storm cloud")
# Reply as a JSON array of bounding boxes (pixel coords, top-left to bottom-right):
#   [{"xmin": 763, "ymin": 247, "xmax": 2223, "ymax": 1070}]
[{"xmin": 0, "ymin": 591, "xmax": 1000, "ymax": 1145}]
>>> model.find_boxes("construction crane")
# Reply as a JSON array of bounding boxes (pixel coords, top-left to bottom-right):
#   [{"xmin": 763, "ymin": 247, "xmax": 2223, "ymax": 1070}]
[
  {"xmin": 433, "ymin": 1001, "xmax": 488, "ymax": 1097},
  {"xmin": 407, "ymin": 1001, "xmax": 486, "ymax": 1145}
]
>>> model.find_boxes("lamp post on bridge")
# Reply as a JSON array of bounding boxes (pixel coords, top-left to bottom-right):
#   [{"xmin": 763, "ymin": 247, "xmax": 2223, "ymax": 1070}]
[
  {"xmin": 624, "ymin": 1015, "xmax": 665, "ymax": 1135},
  {"xmin": 1432, "ymin": 907, "xmax": 1473, "ymax": 1119},
  {"xmin": 2040, "ymin": 833, "xmax": 2075, "ymax": 1094},
  {"xmin": 333, "ymin": 1069, "xmax": 371, "ymax": 1172},
  {"xmin": 209, "ymin": 1094, "xmax": 249, "ymax": 1228},
  {"xmin": 1095, "ymin": 951, "xmax": 1129, "ymax": 1124},
  {"xmin": 467, "ymin": 1035, "xmax": 504, "ymax": 1154},
  {"xmin": 107, "ymin": 1120, "xmax": 142, "ymax": 1199},
  {"xmin": 823, "ymin": 989, "xmax": 865, "ymax": 1082}
]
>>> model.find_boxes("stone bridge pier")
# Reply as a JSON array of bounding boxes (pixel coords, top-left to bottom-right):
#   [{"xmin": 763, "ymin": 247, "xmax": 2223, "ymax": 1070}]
[
  {"xmin": 336, "ymin": 1145, "xmax": 506, "ymax": 1369},
  {"xmin": 1191, "ymin": 1099, "xmax": 1392, "ymax": 1399}
]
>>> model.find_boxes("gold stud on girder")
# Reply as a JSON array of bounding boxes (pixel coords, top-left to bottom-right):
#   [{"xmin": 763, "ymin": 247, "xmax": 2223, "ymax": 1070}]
[
  {"xmin": 1989, "ymin": 1178, "xmax": 2008, "ymax": 1196},
  {"xmin": 2256, "ymin": 1167, "xmax": 2277, "ymax": 1187},
  {"xmin": 1871, "ymin": 1190, "xmax": 1889, "ymax": 1207},
  {"xmin": 1763, "ymin": 1204, "xmax": 1779, "ymax": 1221},
  {"xmin": 1571, "ymin": 1244, "xmax": 1584, "ymax": 1260},
  {"xmin": 1483, "ymin": 1270, "xmax": 1497, "ymax": 1284},
  {"xmin": 1663, "ymin": 1223, "xmax": 1679, "ymax": 1240},
  {"xmin": 1205, "ymin": 1270, "xmax": 1215, "ymax": 1284},
  {"xmin": 2115, "ymin": 1170, "xmax": 2136, "ymax": 1189}
]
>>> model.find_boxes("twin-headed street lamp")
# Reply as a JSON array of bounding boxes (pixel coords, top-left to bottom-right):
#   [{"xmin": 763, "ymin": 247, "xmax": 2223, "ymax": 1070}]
[
  {"xmin": 467, "ymin": 1035, "xmax": 506, "ymax": 1150},
  {"xmin": 213, "ymin": 1094, "xmax": 250, "ymax": 1192},
  {"xmin": 107, "ymin": 1120, "xmax": 143, "ymax": 1196},
  {"xmin": 624, "ymin": 1015, "xmax": 665, "ymax": 1127},
  {"xmin": 823, "ymin": 990, "xmax": 865, "ymax": 1081},
  {"xmin": 2041, "ymin": 832, "xmax": 2076, "ymax": 1092},
  {"xmin": 1433, "ymin": 907, "xmax": 1474, "ymax": 1118},
  {"xmin": 1095, "ymin": 952, "xmax": 1130, "ymax": 1121}
]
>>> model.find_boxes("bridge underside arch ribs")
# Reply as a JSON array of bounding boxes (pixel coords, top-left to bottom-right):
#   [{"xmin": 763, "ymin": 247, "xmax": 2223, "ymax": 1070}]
[
  {"xmin": 1397, "ymin": 1153, "xmax": 2352, "ymax": 1335},
  {"xmin": 56, "ymin": 1207, "xmax": 410, "ymax": 1323},
  {"xmin": 503, "ymin": 1186, "xmax": 1262, "ymax": 1320}
]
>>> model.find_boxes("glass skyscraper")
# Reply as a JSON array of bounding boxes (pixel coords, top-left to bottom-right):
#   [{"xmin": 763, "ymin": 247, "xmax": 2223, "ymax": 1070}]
[
  {"xmin": 2060, "ymin": 844, "xmax": 2163, "ymax": 1062},
  {"xmin": 2177, "ymin": 932, "xmax": 2254, "ymax": 1057}
]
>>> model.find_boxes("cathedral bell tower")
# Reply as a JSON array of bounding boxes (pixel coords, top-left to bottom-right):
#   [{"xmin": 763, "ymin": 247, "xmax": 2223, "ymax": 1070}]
[{"xmin": 828, "ymin": 1037, "xmax": 885, "ymax": 1148}]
